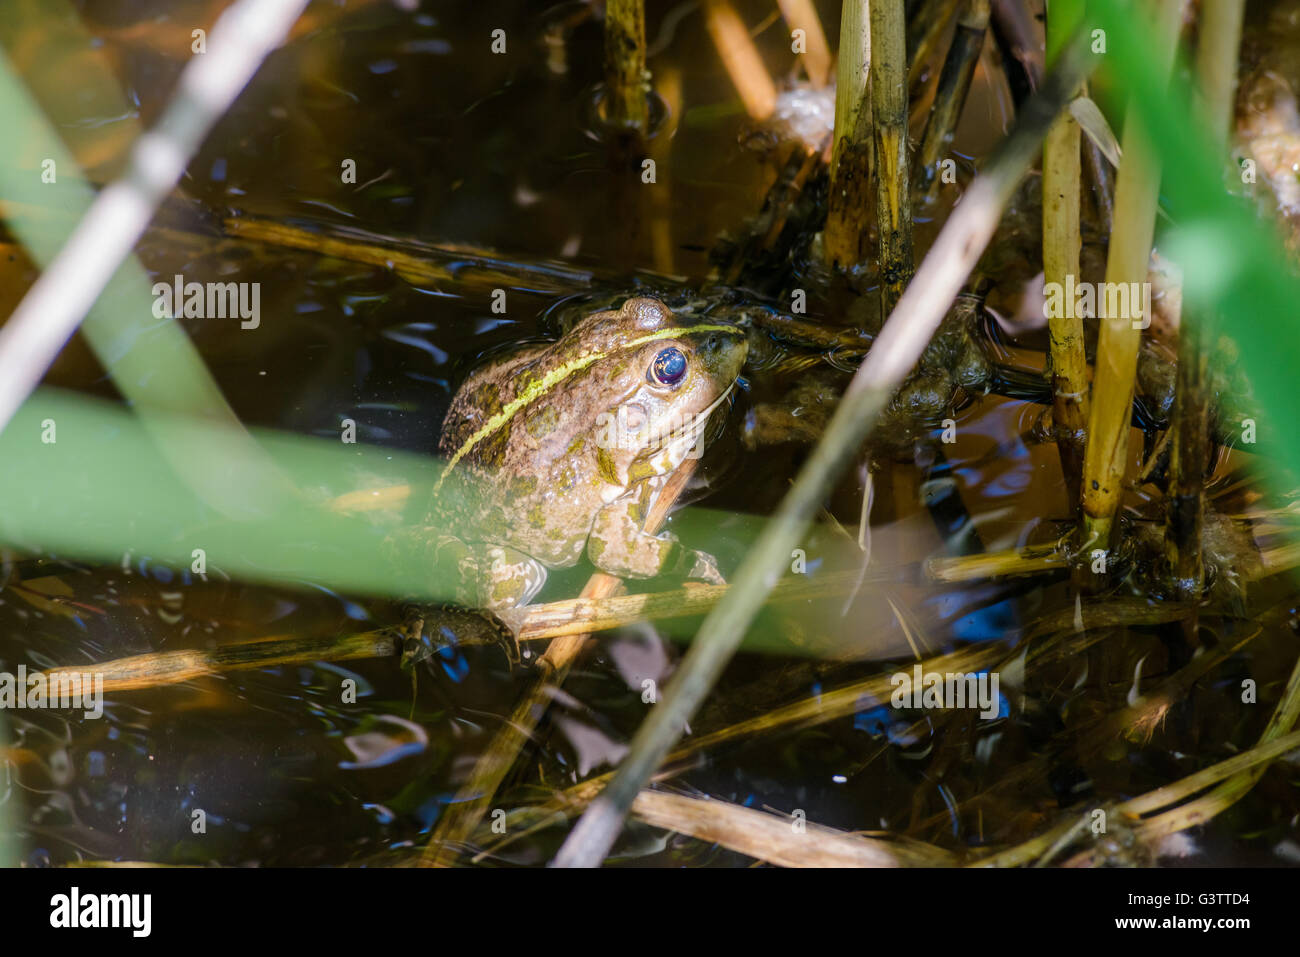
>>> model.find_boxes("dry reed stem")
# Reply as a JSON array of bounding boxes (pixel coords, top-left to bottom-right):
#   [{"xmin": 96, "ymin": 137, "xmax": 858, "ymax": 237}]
[
  {"xmin": 225, "ymin": 217, "xmax": 598, "ymax": 294},
  {"xmin": 603, "ymin": 0, "xmax": 648, "ymax": 131},
  {"xmin": 1042, "ymin": 0, "xmax": 1089, "ymax": 506},
  {"xmin": 871, "ymin": 0, "xmax": 915, "ymax": 315},
  {"xmin": 1079, "ymin": 0, "xmax": 1185, "ymax": 551},
  {"xmin": 629, "ymin": 789, "xmax": 953, "ymax": 867},
  {"xmin": 703, "ymin": 0, "xmax": 777, "ymax": 120},
  {"xmin": 43, "ymin": 632, "xmax": 397, "ymax": 694},
  {"xmin": 483, "ymin": 642, "xmax": 1005, "ymax": 843},
  {"xmin": 824, "ymin": 0, "xmax": 873, "ymax": 269},
  {"xmin": 925, "ymin": 543, "xmax": 1066, "ymax": 582},
  {"xmin": 777, "ymin": 0, "xmax": 832, "ymax": 87},
  {"xmin": 906, "ymin": 0, "xmax": 963, "ymax": 88},
  {"xmin": 915, "ymin": 0, "xmax": 990, "ymax": 200}
]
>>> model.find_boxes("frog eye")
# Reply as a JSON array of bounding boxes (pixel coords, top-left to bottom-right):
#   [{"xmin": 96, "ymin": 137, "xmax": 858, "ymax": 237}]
[{"xmin": 649, "ymin": 347, "xmax": 687, "ymax": 387}]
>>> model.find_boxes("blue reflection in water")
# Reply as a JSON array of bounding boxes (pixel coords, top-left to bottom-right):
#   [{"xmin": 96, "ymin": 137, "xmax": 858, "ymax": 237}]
[{"xmin": 435, "ymin": 626, "xmax": 469, "ymax": 683}]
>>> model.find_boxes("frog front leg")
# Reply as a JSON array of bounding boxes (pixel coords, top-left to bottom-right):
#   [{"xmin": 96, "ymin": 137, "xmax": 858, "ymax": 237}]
[
  {"xmin": 459, "ymin": 542, "xmax": 549, "ymax": 660},
  {"xmin": 399, "ymin": 536, "xmax": 544, "ymax": 666},
  {"xmin": 587, "ymin": 496, "xmax": 726, "ymax": 584}
]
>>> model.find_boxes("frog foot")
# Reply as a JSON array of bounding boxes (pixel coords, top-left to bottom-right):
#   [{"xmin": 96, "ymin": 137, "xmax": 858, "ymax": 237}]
[
  {"xmin": 488, "ymin": 605, "xmax": 528, "ymax": 667},
  {"xmin": 679, "ymin": 548, "xmax": 726, "ymax": 586},
  {"xmin": 396, "ymin": 605, "xmax": 429, "ymax": 673},
  {"xmin": 397, "ymin": 603, "xmax": 522, "ymax": 673}
]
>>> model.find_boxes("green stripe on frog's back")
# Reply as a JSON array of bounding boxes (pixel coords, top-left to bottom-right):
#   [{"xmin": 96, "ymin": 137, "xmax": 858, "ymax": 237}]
[{"xmin": 435, "ymin": 323, "xmax": 739, "ymax": 491}]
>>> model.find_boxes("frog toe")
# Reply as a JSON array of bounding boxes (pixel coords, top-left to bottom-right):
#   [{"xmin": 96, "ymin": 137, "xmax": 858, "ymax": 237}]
[{"xmin": 682, "ymin": 548, "xmax": 726, "ymax": 585}]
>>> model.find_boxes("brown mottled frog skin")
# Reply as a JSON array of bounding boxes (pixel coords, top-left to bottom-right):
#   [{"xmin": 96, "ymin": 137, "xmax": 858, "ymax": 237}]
[{"xmin": 413, "ymin": 297, "xmax": 747, "ymax": 628}]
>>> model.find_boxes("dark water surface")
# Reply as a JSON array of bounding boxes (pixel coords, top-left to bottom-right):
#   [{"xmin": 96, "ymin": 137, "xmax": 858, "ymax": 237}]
[{"xmin": 1, "ymin": 0, "xmax": 1298, "ymax": 867}]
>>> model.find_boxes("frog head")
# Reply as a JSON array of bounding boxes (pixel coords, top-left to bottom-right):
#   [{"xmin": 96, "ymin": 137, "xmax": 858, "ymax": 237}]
[
  {"xmin": 576, "ymin": 298, "xmax": 748, "ymax": 481},
  {"xmin": 436, "ymin": 297, "xmax": 746, "ymax": 495}
]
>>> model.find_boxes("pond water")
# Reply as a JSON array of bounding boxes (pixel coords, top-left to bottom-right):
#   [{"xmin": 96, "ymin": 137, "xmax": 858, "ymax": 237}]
[{"xmin": 1, "ymin": 0, "xmax": 1298, "ymax": 868}]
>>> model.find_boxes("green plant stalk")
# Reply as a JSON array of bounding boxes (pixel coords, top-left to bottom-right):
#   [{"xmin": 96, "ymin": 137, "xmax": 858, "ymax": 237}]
[
  {"xmin": 551, "ymin": 35, "xmax": 1096, "ymax": 868},
  {"xmin": 824, "ymin": 0, "xmax": 872, "ymax": 268},
  {"xmin": 1079, "ymin": 0, "xmax": 1184, "ymax": 553},
  {"xmin": 603, "ymin": 0, "xmax": 647, "ymax": 131},
  {"xmin": 1043, "ymin": 0, "xmax": 1089, "ymax": 506},
  {"xmin": 1195, "ymin": 0, "xmax": 1246, "ymax": 152},
  {"xmin": 871, "ymin": 0, "xmax": 915, "ymax": 315},
  {"xmin": 915, "ymin": 0, "xmax": 991, "ymax": 200}
]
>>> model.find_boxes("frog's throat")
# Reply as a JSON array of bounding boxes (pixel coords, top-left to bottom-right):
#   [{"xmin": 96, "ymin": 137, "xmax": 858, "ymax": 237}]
[{"xmin": 435, "ymin": 323, "xmax": 741, "ymax": 491}]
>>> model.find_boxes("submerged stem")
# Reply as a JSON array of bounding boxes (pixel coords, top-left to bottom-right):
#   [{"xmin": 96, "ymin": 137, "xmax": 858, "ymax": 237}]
[{"xmin": 603, "ymin": 0, "xmax": 648, "ymax": 131}]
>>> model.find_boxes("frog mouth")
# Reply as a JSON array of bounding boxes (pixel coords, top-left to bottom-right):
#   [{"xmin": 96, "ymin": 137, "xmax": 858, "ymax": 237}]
[{"xmin": 660, "ymin": 378, "xmax": 737, "ymax": 455}]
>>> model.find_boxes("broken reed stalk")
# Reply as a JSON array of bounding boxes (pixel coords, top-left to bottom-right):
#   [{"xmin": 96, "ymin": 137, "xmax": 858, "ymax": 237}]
[
  {"xmin": 628, "ymin": 789, "xmax": 952, "ymax": 867},
  {"xmin": 914, "ymin": 0, "xmax": 991, "ymax": 201},
  {"xmin": 724, "ymin": 136, "xmax": 827, "ymax": 284},
  {"xmin": 44, "ymin": 632, "xmax": 398, "ymax": 694},
  {"xmin": 225, "ymin": 216, "xmax": 599, "ymax": 295},
  {"xmin": 824, "ymin": 0, "xmax": 873, "ymax": 269},
  {"xmin": 906, "ymin": 0, "xmax": 963, "ymax": 88},
  {"xmin": 603, "ymin": 0, "xmax": 647, "ymax": 131},
  {"xmin": 871, "ymin": 0, "xmax": 915, "ymax": 315},
  {"xmin": 927, "ymin": 515, "xmax": 1294, "ymax": 587},
  {"xmin": 777, "ymin": 0, "xmax": 832, "ymax": 88},
  {"xmin": 551, "ymin": 36, "xmax": 1097, "ymax": 868},
  {"xmin": 420, "ymin": 462, "xmax": 698, "ymax": 867},
  {"xmin": 925, "ymin": 543, "xmax": 1067, "ymax": 582},
  {"xmin": 1083, "ymin": 127, "xmax": 1116, "ymax": 234},
  {"xmin": 1042, "ymin": 0, "xmax": 1089, "ymax": 507},
  {"xmin": 703, "ymin": 0, "xmax": 777, "ymax": 120},
  {"xmin": 1079, "ymin": 0, "xmax": 1185, "ymax": 554}
]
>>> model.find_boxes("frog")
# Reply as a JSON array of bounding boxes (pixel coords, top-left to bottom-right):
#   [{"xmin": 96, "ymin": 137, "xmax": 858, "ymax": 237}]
[{"xmin": 394, "ymin": 296, "xmax": 748, "ymax": 649}]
